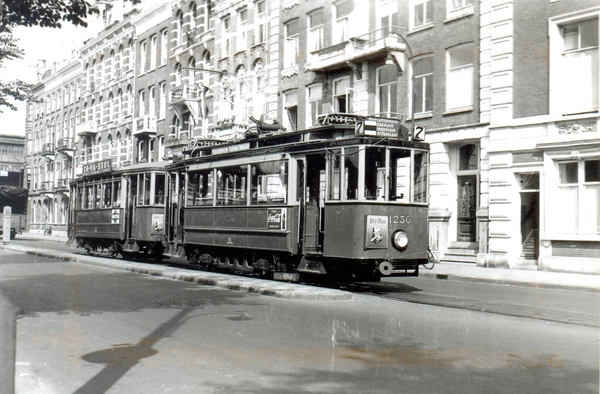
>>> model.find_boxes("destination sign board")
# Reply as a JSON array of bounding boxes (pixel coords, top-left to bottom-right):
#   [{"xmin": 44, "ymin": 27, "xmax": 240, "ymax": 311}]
[
  {"xmin": 356, "ymin": 117, "xmax": 401, "ymax": 138},
  {"xmin": 212, "ymin": 142, "xmax": 250, "ymax": 155},
  {"xmin": 82, "ymin": 158, "xmax": 112, "ymax": 175}
]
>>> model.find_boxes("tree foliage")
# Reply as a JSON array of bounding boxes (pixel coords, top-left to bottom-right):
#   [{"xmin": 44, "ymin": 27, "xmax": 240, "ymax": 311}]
[{"xmin": 0, "ymin": 0, "xmax": 99, "ymax": 113}]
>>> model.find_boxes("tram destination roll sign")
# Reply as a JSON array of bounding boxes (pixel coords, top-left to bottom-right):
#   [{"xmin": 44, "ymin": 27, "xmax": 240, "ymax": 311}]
[{"xmin": 359, "ymin": 117, "xmax": 401, "ymax": 138}]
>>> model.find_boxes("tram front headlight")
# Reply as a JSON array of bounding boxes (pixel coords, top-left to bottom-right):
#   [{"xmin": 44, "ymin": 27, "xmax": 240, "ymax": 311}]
[{"xmin": 392, "ymin": 230, "xmax": 409, "ymax": 251}]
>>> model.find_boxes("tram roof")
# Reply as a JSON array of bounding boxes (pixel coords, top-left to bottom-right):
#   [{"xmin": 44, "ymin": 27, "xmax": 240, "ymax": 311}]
[{"xmin": 174, "ymin": 123, "xmax": 429, "ymax": 167}]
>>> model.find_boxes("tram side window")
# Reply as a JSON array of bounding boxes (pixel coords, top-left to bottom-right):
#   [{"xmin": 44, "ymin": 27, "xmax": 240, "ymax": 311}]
[
  {"xmin": 84, "ymin": 185, "xmax": 94, "ymax": 209},
  {"xmin": 187, "ymin": 170, "xmax": 213, "ymax": 206},
  {"xmin": 413, "ymin": 151, "xmax": 428, "ymax": 203},
  {"xmin": 155, "ymin": 174, "xmax": 165, "ymax": 204},
  {"xmin": 251, "ymin": 161, "xmax": 288, "ymax": 204},
  {"xmin": 112, "ymin": 180, "xmax": 121, "ymax": 207},
  {"xmin": 328, "ymin": 150, "xmax": 341, "ymax": 201},
  {"xmin": 365, "ymin": 147, "xmax": 387, "ymax": 200},
  {"xmin": 102, "ymin": 182, "xmax": 112, "ymax": 208},
  {"xmin": 95, "ymin": 183, "xmax": 102, "ymax": 208},
  {"xmin": 345, "ymin": 147, "xmax": 359, "ymax": 200},
  {"xmin": 389, "ymin": 149, "xmax": 411, "ymax": 201},
  {"xmin": 217, "ymin": 166, "xmax": 247, "ymax": 206},
  {"xmin": 144, "ymin": 174, "xmax": 151, "ymax": 205},
  {"xmin": 76, "ymin": 187, "xmax": 83, "ymax": 209}
]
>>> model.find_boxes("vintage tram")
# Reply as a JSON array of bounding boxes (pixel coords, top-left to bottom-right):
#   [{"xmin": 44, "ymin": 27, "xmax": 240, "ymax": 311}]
[
  {"xmin": 165, "ymin": 115, "xmax": 430, "ymax": 282},
  {"xmin": 69, "ymin": 159, "xmax": 167, "ymax": 260}
]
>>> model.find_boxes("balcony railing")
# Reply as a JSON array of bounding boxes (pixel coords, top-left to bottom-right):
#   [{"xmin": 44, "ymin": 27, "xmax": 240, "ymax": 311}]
[
  {"xmin": 40, "ymin": 143, "xmax": 55, "ymax": 156},
  {"xmin": 169, "ymin": 84, "xmax": 202, "ymax": 103},
  {"xmin": 77, "ymin": 121, "xmax": 98, "ymax": 136},
  {"xmin": 56, "ymin": 138, "xmax": 75, "ymax": 151},
  {"xmin": 56, "ymin": 178, "xmax": 70, "ymax": 190},
  {"xmin": 133, "ymin": 115, "xmax": 157, "ymax": 136},
  {"xmin": 41, "ymin": 181, "xmax": 54, "ymax": 192},
  {"xmin": 306, "ymin": 27, "xmax": 408, "ymax": 73}
]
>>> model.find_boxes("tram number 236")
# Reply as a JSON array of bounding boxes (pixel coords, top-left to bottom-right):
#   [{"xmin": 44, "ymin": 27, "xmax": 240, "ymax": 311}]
[{"xmin": 390, "ymin": 215, "xmax": 411, "ymax": 224}]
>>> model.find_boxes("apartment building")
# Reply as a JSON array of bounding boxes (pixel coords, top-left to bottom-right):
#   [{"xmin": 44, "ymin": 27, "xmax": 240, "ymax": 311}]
[{"xmin": 26, "ymin": 56, "xmax": 83, "ymax": 235}]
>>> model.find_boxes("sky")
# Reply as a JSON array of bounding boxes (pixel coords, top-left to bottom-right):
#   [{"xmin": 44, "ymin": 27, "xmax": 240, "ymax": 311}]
[{"xmin": 0, "ymin": 24, "xmax": 95, "ymax": 137}]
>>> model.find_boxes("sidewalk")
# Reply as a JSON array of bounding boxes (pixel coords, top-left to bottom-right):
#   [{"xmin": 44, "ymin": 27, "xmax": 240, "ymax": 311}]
[{"xmin": 7, "ymin": 231, "xmax": 600, "ymax": 292}]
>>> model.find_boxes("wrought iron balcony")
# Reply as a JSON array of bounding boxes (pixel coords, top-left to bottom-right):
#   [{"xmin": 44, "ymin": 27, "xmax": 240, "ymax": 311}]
[{"xmin": 133, "ymin": 115, "xmax": 157, "ymax": 137}]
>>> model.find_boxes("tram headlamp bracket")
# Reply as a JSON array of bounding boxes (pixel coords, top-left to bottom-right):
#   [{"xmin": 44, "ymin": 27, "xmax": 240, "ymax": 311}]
[{"xmin": 392, "ymin": 230, "xmax": 409, "ymax": 251}]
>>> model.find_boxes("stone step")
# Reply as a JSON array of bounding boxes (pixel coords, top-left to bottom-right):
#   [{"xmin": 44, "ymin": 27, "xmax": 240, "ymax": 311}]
[
  {"xmin": 447, "ymin": 248, "xmax": 478, "ymax": 255},
  {"xmin": 442, "ymin": 253, "xmax": 478, "ymax": 264}
]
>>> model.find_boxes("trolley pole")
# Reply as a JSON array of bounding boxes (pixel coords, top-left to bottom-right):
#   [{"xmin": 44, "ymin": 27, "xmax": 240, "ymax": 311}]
[{"xmin": 0, "ymin": 295, "xmax": 17, "ymax": 394}]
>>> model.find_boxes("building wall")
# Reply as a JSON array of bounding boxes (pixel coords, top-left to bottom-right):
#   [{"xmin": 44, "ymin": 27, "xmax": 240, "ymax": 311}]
[{"xmin": 485, "ymin": 1, "xmax": 600, "ymax": 273}]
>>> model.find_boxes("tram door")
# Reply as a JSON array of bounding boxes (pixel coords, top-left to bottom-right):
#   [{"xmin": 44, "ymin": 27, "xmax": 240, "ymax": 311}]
[
  {"xmin": 126, "ymin": 175, "xmax": 137, "ymax": 239},
  {"xmin": 302, "ymin": 154, "xmax": 326, "ymax": 253}
]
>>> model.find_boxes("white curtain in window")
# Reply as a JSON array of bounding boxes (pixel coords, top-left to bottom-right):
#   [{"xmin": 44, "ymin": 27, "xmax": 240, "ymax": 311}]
[
  {"xmin": 447, "ymin": 65, "xmax": 473, "ymax": 110},
  {"xmin": 563, "ymin": 49, "xmax": 598, "ymax": 114},
  {"xmin": 555, "ymin": 185, "xmax": 578, "ymax": 234},
  {"xmin": 581, "ymin": 184, "xmax": 600, "ymax": 234}
]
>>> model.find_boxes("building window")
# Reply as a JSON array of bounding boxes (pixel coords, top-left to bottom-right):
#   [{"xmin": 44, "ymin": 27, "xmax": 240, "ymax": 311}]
[
  {"xmin": 413, "ymin": 55, "xmax": 433, "ymax": 115},
  {"xmin": 140, "ymin": 40, "xmax": 147, "ymax": 74},
  {"xmin": 138, "ymin": 90, "xmax": 146, "ymax": 117},
  {"xmin": 160, "ymin": 29, "xmax": 168, "ymax": 66},
  {"xmin": 176, "ymin": 11, "xmax": 184, "ymax": 46},
  {"xmin": 150, "ymin": 34, "xmax": 157, "ymax": 70},
  {"xmin": 556, "ymin": 159, "xmax": 600, "ymax": 235},
  {"xmin": 238, "ymin": 8, "xmax": 248, "ymax": 51},
  {"xmin": 306, "ymin": 84, "xmax": 323, "ymax": 127},
  {"xmin": 446, "ymin": 44, "xmax": 474, "ymax": 111},
  {"xmin": 308, "ymin": 8, "xmax": 324, "ymax": 63},
  {"xmin": 255, "ymin": 0, "xmax": 267, "ymax": 45},
  {"xmin": 377, "ymin": 65, "xmax": 398, "ymax": 117},
  {"xmin": 561, "ymin": 19, "xmax": 598, "ymax": 115},
  {"xmin": 333, "ymin": 77, "xmax": 351, "ymax": 113},
  {"xmin": 283, "ymin": 90, "xmax": 298, "ymax": 132},
  {"xmin": 159, "ymin": 82, "xmax": 167, "ymax": 119},
  {"xmin": 284, "ymin": 19, "xmax": 299, "ymax": 68},
  {"xmin": 412, "ymin": 0, "xmax": 433, "ymax": 29},
  {"xmin": 149, "ymin": 86, "xmax": 156, "ymax": 117},
  {"xmin": 334, "ymin": 0, "xmax": 352, "ymax": 44},
  {"xmin": 222, "ymin": 16, "xmax": 231, "ymax": 58},
  {"xmin": 379, "ymin": 0, "xmax": 399, "ymax": 38}
]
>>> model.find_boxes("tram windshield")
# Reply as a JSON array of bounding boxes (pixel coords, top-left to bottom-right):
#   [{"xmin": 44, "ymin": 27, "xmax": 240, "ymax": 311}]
[{"xmin": 327, "ymin": 146, "xmax": 428, "ymax": 204}]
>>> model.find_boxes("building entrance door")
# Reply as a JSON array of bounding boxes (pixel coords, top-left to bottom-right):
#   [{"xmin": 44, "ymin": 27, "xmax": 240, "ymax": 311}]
[
  {"xmin": 457, "ymin": 174, "xmax": 477, "ymax": 242},
  {"xmin": 517, "ymin": 173, "xmax": 540, "ymax": 260},
  {"xmin": 456, "ymin": 144, "xmax": 479, "ymax": 243}
]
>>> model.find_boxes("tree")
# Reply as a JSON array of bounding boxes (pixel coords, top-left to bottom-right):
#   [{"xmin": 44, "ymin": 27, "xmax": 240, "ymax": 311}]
[{"xmin": 0, "ymin": 0, "xmax": 98, "ymax": 112}]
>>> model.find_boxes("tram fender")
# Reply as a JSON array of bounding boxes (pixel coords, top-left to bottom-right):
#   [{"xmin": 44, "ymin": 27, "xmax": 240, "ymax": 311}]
[
  {"xmin": 122, "ymin": 239, "xmax": 140, "ymax": 253},
  {"xmin": 297, "ymin": 257, "xmax": 327, "ymax": 274}
]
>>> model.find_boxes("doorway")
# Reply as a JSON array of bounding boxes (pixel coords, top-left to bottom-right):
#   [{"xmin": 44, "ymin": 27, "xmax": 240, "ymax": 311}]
[
  {"xmin": 517, "ymin": 173, "xmax": 539, "ymax": 260},
  {"xmin": 456, "ymin": 144, "xmax": 479, "ymax": 243}
]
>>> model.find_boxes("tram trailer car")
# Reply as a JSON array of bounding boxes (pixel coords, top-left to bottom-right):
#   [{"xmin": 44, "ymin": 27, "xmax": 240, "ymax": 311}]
[
  {"xmin": 166, "ymin": 117, "xmax": 430, "ymax": 282},
  {"xmin": 70, "ymin": 161, "xmax": 167, "ymax": 260}
]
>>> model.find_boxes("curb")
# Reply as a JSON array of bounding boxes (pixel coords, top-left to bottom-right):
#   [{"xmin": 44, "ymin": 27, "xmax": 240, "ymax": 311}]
[
  {"xmin": 418, "ymin": 267, "xmax": 600, "ymax": 293},
  {"xmin": 3, "ymin": 245, "xmax": 352, "ymax": 301}
]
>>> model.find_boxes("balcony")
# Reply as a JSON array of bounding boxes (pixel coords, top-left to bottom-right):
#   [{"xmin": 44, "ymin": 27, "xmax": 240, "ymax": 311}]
[
  {"xmin": 169, "ymin": 84, "xmax": 202, "ymax": 104},
  {"xmin": 133, "ymin": 115, "xmax": 157, "ymax": 137},
  {"xmin": 56, "ymin": 138, "xmax": 75, "ymax": 152},
  {"xmin": 41, "ymin": 181, "xmax": 54, "ymax": 192},
  {"xmin": 56, "ymin": 178, "xmax": 70, "ymax": 191},
  {"xmin": 306, "ymin": 28, "xmax": 408, "ymax": 74},
  {"xmin": 77, "ymin": 121, "xmax": 98, "ymax": 137},
  {"xmin": 40, "ymin": 143, "xmax": 55, "ymax": 157}
]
